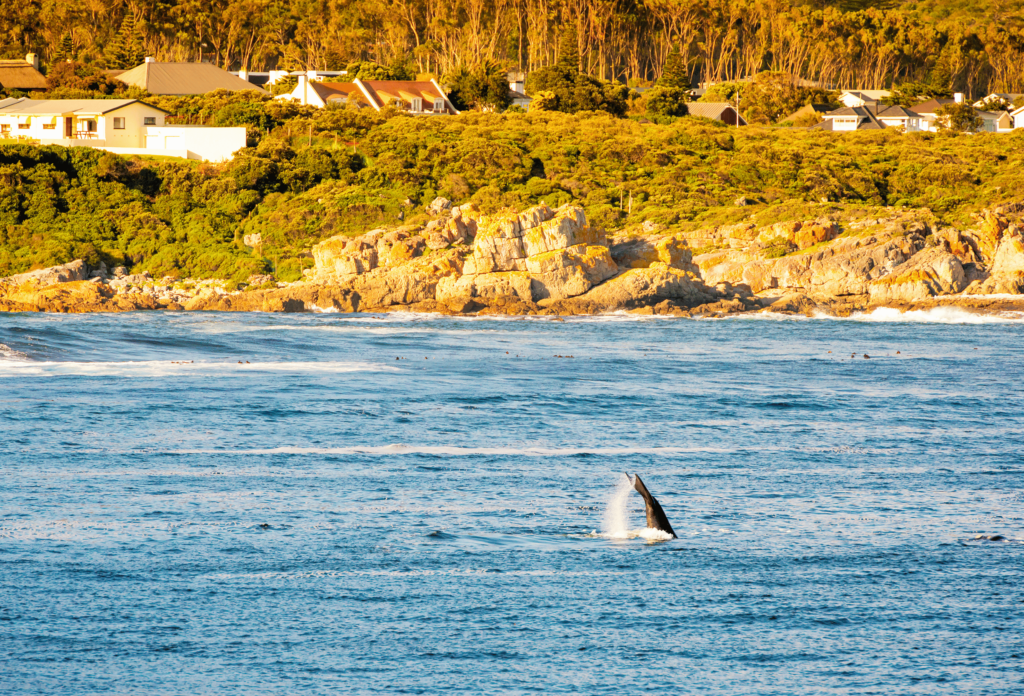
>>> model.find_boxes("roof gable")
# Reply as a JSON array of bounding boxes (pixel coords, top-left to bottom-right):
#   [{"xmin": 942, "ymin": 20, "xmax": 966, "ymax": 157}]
[
  {"xmin": 0, "ymin": 61, "xmax": 48, "ymax": 91},
  {"xmin": 0, "ymin": 98, "xmax": 169, "ymax": 116},
  {"xmin": 116, "ymin": 62, "xmax": 268, "ymax": 96}
]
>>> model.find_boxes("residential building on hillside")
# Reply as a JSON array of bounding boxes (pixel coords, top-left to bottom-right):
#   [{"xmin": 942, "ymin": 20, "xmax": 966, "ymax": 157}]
[
  {"xmin": 0, "ymin": 98, "xmax": 246, "ymax": 161},
  {"xmin": 0, "ymin": 54, "xmax": 47, "ymax": 92},
  {"xmin": 838, "ymin": 90, "xmax": 891, "ymax": 108},
  {"xmin": 234, "ymin": 69, "xmax": 349, "ymax": 89},
  {"xmin": 687, "ymin": 102, "xmax": 747, "ymax": 125},
  {"xmin": 1013, "ymin": 105, "xmax": 1024, "ymax": 129},
  {"xmin": 813, "ymin": 104, "xmax": 923, "ymax": 131},
  {"xmin": 972, "ymin": 92, "xmax": 1024, "ymax": 108},
  {"xmin": 115, "ymin": 58, "xmax": 268, "ymax": 96},
  {"xmin": 279, "ymin": 76, "xmax": 458, "ymax": 114},
  {"xmin": 910, "ymin": 98, "xmax": 1007, "ymax": 132}
]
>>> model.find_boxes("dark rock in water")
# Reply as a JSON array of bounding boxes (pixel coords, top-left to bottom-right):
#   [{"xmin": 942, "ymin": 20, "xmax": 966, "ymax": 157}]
[
  {"xmin": 973, "ymin": 534, "xmax": 1006, "ymax": 541},
  {"xmin": 258, "ymin": 523, "xmax": 271, "ymax": 530}
]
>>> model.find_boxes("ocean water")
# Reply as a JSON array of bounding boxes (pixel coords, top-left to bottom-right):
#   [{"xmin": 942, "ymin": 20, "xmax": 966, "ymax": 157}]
[{"xmin": 1, "ymin": 309, "xmax": 1022, "ymax": 695}]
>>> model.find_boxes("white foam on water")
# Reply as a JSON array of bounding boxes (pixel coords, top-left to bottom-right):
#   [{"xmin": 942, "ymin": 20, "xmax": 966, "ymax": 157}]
[
  {"xmin": 726, "ymin": 306, "xmax": 1024, "ymax": 324},
  {"xmin": 846, "ymin": 306, "xmax": 1024, "ymax": 324},
  {"xmin": 307, "ymin": 303, "xmax": 340, "ymax": 314},
  {"xmin": 168, "ymin": 445, "xmax": 727, "ymax": 456},
  {"xmin": 0, "ymin": 343, "xmax": 30, "ymax": 362},
  {"xmin": 601, "ymin": 474, "xmax": 634, "ymax": 539},
  {"xmin": 637, "ymin": 527, "xmax": 675, "ymax": 541},
  {"xmin": 0, "ymin": 360, "xmax": 396, "ymax": 377}
]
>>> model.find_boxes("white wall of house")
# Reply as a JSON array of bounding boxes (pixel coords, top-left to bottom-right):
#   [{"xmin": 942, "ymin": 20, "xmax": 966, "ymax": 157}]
[
  {"xmin": 143, "ymin": 125, "xmax": 247, "ymax": 161},
  {"xmin": 827, "ymin": 116, "xmax": 862, "ymax": 130},
  {"xmin": 0, "ymin": 103, "xmax": 166, "ymax": 144}
]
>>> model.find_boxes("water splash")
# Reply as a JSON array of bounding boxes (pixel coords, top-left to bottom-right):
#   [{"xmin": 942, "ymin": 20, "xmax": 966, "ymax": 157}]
[{"xmin": 601, "ymin": 474, "xmax": 633, "ymax": 539}]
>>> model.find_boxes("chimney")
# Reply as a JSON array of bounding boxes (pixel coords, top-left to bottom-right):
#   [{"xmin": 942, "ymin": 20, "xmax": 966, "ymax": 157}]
[
  {"xmin": 297, "ymin": 74, "xmax": 308, "ymax": 105},
  {"xmin": 509, "ymin": 79, "xmax": 525, "ymax": 95},
  {"xmin": 144, "ymin": 56, "xmax": 155, "ymax": 63},
  {"xmin": 954, "ymin": 92, "xmax": 964, "ymax": 104},
  {"xmin": 25, "ymin": 53, "xmax": 39, "ymax": 70},
  {"xmin": 238, "ymin": 69, "xmax": 248, "ymax": 82}
]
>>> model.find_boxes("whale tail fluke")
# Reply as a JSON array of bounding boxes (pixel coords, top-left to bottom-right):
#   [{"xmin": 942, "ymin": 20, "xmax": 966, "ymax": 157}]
[{"xmin": 627, "ymin": 473, "xmax": 677, "ymax": 539}]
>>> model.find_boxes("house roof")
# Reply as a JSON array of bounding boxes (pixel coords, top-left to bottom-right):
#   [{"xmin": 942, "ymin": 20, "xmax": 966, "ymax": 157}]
[
  {"xmin": 818, "ymin": 105, "xmax": 892, "ymax": 129},
  {"xmin": 1012, "ymin": 105, "xmax": 1024, "ymax": 116},
  {"xmin": 0, "ymin": 60, "xmax": 48, "ymax": 91},
  {"xmin": 359, "ymin": 80, "xmax": 448, "ymax": 109},
  {"xmin": 783, "ymin": 103, "xmax": 832, "ymax": 121},
  {"xmin": 309, "ymin": 82, "xmax": 370, "ymax": 106},
  {"xmin": 910, "ymin": 98, "xmax": 958, "ymax": 115},
  {"xmin": 0, "ymin": 98, "xmax": 169, "ymax": 116},
  {"xmin": 115, "ymin": 62, "xmax": 268, "ymax": 96},
  {"xmin": 841, "ymin": 89, "xmax": 891, "ymax": 102},
  {"xmin": 688, "ymin": 102, "xmax": 746, "ymax": 123}
]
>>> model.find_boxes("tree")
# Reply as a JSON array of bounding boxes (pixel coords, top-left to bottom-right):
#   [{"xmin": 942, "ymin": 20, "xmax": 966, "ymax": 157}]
[
  {"xmin": 53, "ymin": 32, "xmax": 75, "ymax": 63},
  {"xmin": 443, "ymin": 62, "xmax": 512, "ymax": 111},
  {"xmin": 934, "ymin": 103, "xmax": 984, "ymax": 132},
  {"xmin": 108, "ymin": 13, "xmax": 147, "ymax": 70},
  {"xmin": 658, "ymin": 46, "xmax": 689, "ymax": 90},
  {"xmin": 525, "ymin": 29, "xmax": 629, "ymax": 116},
  {"xmin": 642, "ymin": 86, "xmax": 688, "ymax": 117},
  {"xmin": 884, "ymin": 82, "xmax": 953, "ymax": 107}
]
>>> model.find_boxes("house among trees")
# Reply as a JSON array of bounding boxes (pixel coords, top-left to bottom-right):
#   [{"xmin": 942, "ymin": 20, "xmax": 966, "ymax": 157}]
[
  {"xmin": 910, "ymin": 98, "xmax": 1008, "ymax": 132},
  {"xmin": 279, "ymin": 76, "xmax": 458, "ymax": 114},
  {"xmin": 0, "ymin": 55, "xmax": 48, "ymax": 92},
  {"xmin": 114, "ymin": 58, "xmax": 269, "ymax": 96},
  {"xmin": 687, "ymin": 103, "xmax": 747, "ymax": 125},
  {"xmin": 813, "ymin": 104, "xmax": 923, "ymax": 131},
  {"xmin": 0, "ymin": 98, "xmax": 246, "ymax": 161}
]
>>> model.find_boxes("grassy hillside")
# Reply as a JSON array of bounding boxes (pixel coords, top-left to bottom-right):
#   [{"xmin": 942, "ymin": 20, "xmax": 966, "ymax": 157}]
[{"xmin": 2, "ymin": 109, "xmax": 1022, "ymax": 282}]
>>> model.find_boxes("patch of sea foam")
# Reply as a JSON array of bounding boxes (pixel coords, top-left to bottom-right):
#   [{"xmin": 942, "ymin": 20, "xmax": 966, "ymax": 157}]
[
  {"xmin": 0, "ymin": 343, "xmax": 30, "ymax": 362},
  {"xmin": 0, "ymin": 360, "xmax": 395, "ymax": 377},
  {"xmin": 170, "ymin": 445, "xmax": 725, "ymax": 456}
]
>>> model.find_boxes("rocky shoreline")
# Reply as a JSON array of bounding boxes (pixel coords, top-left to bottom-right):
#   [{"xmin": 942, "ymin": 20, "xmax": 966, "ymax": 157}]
[{"xmin": 3, "ymin": 199, "xmax": 1024, "ymax": 318}]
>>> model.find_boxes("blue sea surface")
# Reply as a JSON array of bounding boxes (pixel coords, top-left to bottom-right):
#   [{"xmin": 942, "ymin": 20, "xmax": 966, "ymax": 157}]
[{"xmin": 1, "ymin": 309, "xmax": 1022, "ymax": 695}]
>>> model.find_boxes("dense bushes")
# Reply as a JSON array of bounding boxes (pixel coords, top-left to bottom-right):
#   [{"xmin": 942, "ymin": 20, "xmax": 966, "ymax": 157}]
[{"xmin": 2, "ymin": 109, "xmax": 1022, "ymax": 282}]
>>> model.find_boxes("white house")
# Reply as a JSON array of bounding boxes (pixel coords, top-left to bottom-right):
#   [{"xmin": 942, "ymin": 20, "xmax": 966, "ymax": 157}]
[
  {"xmin": 910, "ymin": 98, "xmax": 1005, "ymax": 132},
  {"xmin": 0, "ymin": 98, "xmax": 246, "ymax": 161},
  {"xmin": 1013, "ymin": 105, "xmax": 1024, "ymax": 129},
  {"xmin": 279, "ymin": 76, "xmax": 458, "ymax": 114},
  {"xmin": 812, "ymin": 104, "xmax": 923, "ymax": 131},
  {"xmin": 972, "ymin": 92, "xmax": 1024, "ymax": 109},
  {"xmin": 838, "ymin": 90, "xmax": 891, "ymax": 108}
]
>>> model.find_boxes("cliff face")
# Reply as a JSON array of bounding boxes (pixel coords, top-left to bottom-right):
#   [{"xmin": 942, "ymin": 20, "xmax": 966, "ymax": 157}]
[{"xmin": 3, "ymin": 201, "xmax": 1024, "ymax": 317}]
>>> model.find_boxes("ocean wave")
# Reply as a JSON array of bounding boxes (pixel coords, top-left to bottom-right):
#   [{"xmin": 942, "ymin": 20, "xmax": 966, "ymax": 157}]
[
  {"xmin": 0, "ymin": 360, "xmax": 396, "ymax": 377},
  {"xmin": 728, "ymin": 306, "xmax": 1024, "ymax": 324},
  {"xmin": 0, "ymin": 343, "xmax": 30, "ymax": 362},
  {"xmin": 846, "ymin": 307, "xmax": 1024, "ymax": 324},
  {"xmin": 169, "ymin": 444, "xmax": 729, "ymax": 456}
]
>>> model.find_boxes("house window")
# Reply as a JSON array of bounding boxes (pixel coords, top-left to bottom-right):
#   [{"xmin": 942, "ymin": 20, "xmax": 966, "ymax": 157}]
[
  {"xmin": 18, "ymin": 122, "xmax": 30, "ymax": 130},
  {"xmin": 433, "ymin": 98, "xmax": 445, "ymax": 113},
  {"xmin": 43, "ymin": 121, "xmax": 56, "ymax": 130},
  {"xmin": 410, "ymin": 97, "xmax": 422, "ymax": 113},
  {"xmin": 144, "ymin": 117, "xmax": 156, "ymax": 126},
  {"xmin": 113, "ymin": 117, "xmax": 125, "ymax": 130},
  {"xmin": 1, "ymin": 124, "xmax": 9, "ymax": 133},
  {"xmin": 86, "ymin": 120, "xmax": 97, "ymax": 132}
]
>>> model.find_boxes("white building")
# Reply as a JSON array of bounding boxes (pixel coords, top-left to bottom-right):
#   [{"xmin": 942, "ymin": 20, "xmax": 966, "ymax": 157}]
[
  {"xmin": 1013, "ymin": 105, "xmax": 1024, "ymax": 129},
  {"xmin": 278, "ymin": 76, "xmax": 458, "ymax": 114},
  {"xmin": 838, "ymin": 90, "xmax": 892, "ymax": 108},
  {"xmin": 0, "ymin": 98, "xmax": 246, "ymax": 161},
  {"xmin": 812, "ymin": 104, "xmax": 923, "ymax": 132}
]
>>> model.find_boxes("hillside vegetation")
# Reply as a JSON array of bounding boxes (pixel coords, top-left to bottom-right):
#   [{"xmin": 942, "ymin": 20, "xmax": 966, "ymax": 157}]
[{"xmin": 2, "ymin": 105, "xmax": 1022, "ymax": 282}]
